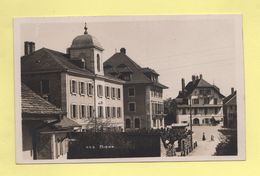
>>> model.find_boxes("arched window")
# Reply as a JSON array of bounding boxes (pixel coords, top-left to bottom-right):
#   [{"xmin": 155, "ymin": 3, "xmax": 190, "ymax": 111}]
[
  {"xmin": 125, "ymin": 119, "xmax": 131, "ymax": 129},
  {"xmin": 97, "ymin": 54, "xmax": 101, "ymax": 72},
  {"xmin": 134, "ymin": 118, "xmax": 140, "ymax": 129}
]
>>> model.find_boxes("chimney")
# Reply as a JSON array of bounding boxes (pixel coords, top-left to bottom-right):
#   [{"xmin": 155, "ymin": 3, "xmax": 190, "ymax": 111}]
[
  {"xmin": 30, "ymin": 42, "xmax": 35, "ymax": 53},
  {"xmin": 24, "ymin": 42, "xmax": 30, "ymax": 56},
  {"xmin": 192, "ymin": 75, "xmax": 196, "ymax": 82},
  {"xmin": 196, "ymin": 75, "xmax": 199, "ymax": 80},
  {"xmin": 120, "ymin": 48, "xmax": 126, "ymax": 54},
  {"xmin": 181, "ymin": 78, "xmax": 185, "ymax": 91},
  {"xmin": 24, "ymin": 41, "xmax": 35, "ymax": 56},
  {"xmin": 231, "ymin": 87, "xmax": 234, "ymax": 94},
  {"xmin": 199, "ymin": 74, "xmax": 203, "ymax": 79}
]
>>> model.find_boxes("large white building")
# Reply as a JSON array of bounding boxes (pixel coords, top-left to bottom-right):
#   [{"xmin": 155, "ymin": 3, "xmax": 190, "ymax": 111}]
[
  {"xmin": 21, "ymin": 25, "xmax": 125, "ymax": 131},
  {"xmin": 175, "ymin": 75, "xmax": 224, "ymax": 125}
]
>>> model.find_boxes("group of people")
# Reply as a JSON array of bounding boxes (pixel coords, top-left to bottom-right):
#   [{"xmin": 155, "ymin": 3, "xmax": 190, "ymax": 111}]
[{"xmin": 202, "ymin": 132, "xmax": 215, "ymax": 141}]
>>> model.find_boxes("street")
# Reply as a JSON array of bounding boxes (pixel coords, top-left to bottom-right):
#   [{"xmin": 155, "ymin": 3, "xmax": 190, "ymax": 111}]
[{"xmin": 189, "ymin": 123, "xmax": 223, "ymax": 156}]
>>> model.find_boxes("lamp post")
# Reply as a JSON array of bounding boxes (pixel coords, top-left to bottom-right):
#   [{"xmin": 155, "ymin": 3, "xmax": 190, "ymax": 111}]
[{"xmin": 189, "ymin": 96, "xmax": 193, "ymax": 151}]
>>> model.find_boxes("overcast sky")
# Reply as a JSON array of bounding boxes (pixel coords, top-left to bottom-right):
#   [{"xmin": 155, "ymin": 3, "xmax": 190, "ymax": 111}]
[{"xmin": 18, "ymin": 16, "xmax": 243, "ymax": 98}]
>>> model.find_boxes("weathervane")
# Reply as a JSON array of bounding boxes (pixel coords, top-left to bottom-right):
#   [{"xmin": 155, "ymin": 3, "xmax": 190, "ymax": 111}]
[{"xmin": 84, "ymin": 22, "xmax": 88, "ymax": 34}]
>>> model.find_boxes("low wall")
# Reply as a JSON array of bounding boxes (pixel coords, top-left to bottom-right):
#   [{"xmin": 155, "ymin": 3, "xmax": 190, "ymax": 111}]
[{"xmin": 68, "ymin": 132, "xmax": 161, "ymax": 159}]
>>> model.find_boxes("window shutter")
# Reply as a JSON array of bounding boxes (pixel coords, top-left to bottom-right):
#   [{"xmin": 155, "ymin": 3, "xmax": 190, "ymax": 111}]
[
  {"xmin": 70, "ymin": 104, "xmax": 73, "ymax": 118},
  {"xmin": 75, "ymin": 105, "xmax": 78, "ymax": 118},
  {"xmin": 79, "ymin": 105, "xmax": 82, "ymax": 119},
  {"xmin": 87, "ymin": 83, "xmax": 90, "ymax": 96},
  {"xmin": 78, "ymin": 81, "xmax": 81, "ymax": 95},
  {"xmin": 85, "ymin": 83, "xmax": 87, "ymax": 95},
  {"xmin": 70, "ymin": 80, "xmax": 72, "ymax": 93},
  {"xmin": 75, "ymin": 81, "xmax": 77, "ymax": 94},
  {"xmin": 87, "ymin": 106, "xmax": 90, "ymax": 118}
]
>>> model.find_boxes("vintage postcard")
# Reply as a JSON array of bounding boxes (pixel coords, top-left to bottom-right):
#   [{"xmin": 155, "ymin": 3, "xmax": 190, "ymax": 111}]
[{"xmin": 14, "ymin": 15, "xmax": 245, "ymax": 163}]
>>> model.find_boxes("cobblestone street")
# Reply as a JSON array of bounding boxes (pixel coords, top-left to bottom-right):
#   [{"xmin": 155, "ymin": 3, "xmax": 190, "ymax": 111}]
[{"xmin": 189, "ymin": 123, "xmax": 223, "ymax": 156}]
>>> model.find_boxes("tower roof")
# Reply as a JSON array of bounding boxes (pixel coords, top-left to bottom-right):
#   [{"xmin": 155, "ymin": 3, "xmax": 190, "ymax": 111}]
[
  {"xmin": 70, "ymin": 23, "xmax": 103, "ymax": 50},
  {"xmin": 71, "ymin": 34, "xmax": 103, "ymax": 50}
]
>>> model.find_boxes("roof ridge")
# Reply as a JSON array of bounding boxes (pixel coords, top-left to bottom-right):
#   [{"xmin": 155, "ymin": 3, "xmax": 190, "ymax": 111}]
[
  {"xmin": 122, "ymin": 54, "xmax": 153, "ymax": 83},
  {"xmin": 44, "ymin": 48, "xmax": 70, "ymax": 70}
]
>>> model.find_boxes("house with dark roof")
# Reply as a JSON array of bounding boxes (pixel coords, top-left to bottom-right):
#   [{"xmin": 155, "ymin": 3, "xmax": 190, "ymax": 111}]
[
  {"xmin": 223, "ymin": 88, "xmax": 237, "ymax": 129},
  {"xmin": 104, "ymin": 48, "xmax": 168, "ymax": 130},
  {"xmin": 175, "ymin": 74, "xmax": 225, "ymax": 125},
  {"xmin": 22, "ymin": 83, "xmax": 79, "ymax": 160},
  {"xmin": 21, "ymin": 25, "xmax": 125, "ymax": 132}
]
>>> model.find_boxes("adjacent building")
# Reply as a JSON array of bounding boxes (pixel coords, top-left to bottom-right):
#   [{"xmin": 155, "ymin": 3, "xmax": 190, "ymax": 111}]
[
  {"xmin": 175, "ymin": 75, "xmax": 225, "ymax": 125},
  {"xmin": 22, "ymin": 83, "xmax": 79, "ymax": 160},
  {"xmin": 223, "ymin": 88, "xmax": 237, "ymax": 129},
  {"xmin": 104, "ymin": 48, "xmax": 168, "ymax": 130},
  {"xmin": 21, "ymin": 26, "xmax": 125, "ymax": 131}
]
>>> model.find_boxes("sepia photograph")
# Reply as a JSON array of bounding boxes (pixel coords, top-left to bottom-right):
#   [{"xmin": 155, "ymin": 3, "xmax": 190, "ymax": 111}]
[{"xmin": 14, "ymin": 15, "xmax": 245, "ymax": 163}]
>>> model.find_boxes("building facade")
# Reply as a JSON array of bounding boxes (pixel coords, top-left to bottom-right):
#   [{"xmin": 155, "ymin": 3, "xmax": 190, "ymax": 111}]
[
  {"xmin": 175, "ymin": 75, "xmax": 224, "ymax": 125},
  {"xmin": 21, "ymin": 26, "xmax": 124, "ymax": 131},
  {"xmin": 223, "ymin": 88, "xmax": 237, "ymax": 129},
  {"xmin": 104, "ymin": 48, "xmax": 168, "ymax": 130}
]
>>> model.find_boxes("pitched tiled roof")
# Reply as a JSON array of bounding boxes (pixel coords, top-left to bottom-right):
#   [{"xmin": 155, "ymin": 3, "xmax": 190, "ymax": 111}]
[
  {"xmin": 22, "ymin": 83, "xmax": 64, "ymax": 116},
  {"xmin": 223, "ymin": 91, "xmax": 237, "ymax": 105},
  {"xmin": 53, "ymin": 117, "xmax": 81, "ymax": 129},
  {"xmin": 177, "ymin": 78, "xmax": 224, "ymax": 98},
  {"xmin": 142, "ymin": 67, "xmax": 159, "ymax": 76},
  {"xmin": 21, "ymin": 48, "xmax": 94, "ymax": 77},
  {"xmin": 104, "ymin": 52, "xmax": 167, "ymax": 88}
]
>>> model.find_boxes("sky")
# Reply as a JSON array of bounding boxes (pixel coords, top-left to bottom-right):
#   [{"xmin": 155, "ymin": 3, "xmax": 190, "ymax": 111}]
[{"xmin": 18, "ymin": 16, "xmax": 243, "ymax": 98}]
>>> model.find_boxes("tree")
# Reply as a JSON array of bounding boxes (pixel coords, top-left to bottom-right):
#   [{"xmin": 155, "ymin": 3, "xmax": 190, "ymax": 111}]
[
  {"xmin": 215, "ymin": 132, "xmax": 237, "ymax": 155},
  {"xmin": 164, "ymin": 98, "xmax": 177, "ymax": 125}
]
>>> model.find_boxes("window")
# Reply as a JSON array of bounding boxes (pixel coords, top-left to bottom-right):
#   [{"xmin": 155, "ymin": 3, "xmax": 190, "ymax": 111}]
[
  {"xmin": 97, "ymin": 54, "xmax": 101, "ymax": 72},
  {"xmin": 117, "ymin": 107, "xmax": 121, "ymax": 118},
  {"xmin": 215, "ymin": 107, "xmax": 219, "ymax": 114},
  {"xmin": 106, "ymin": 106, "xmax": 110, "ymax": 118},
  {"xmin": 105, "ymin": 86, "xmax": 110, "ymax": 98},
  {"xmin": 204, "ymin": 108, "xmax": 208, "ymax": 115},
  {"xmin": 87, "ymin": 106, "xmax": 93, "ymax": 118},
  {"xmin": 204, "ymin": 98, "xmax": 210, "ymax": 104},
  {"xmin": 79, "ymin": 105, "xmax": 86, "ymax": 118},
  {"xmin": 71, "ymin": 104, "xmax": 77, "ymax": 118},
  {"xmin": 152, "ymin": 103, "xmax": 156, "ymax": 115},
  {"xmin": 97, "ymin": 85, "xmax": 103, "ymax": 97},
  {"xmin": 117, "ymin": 88, "xmax": 121, "ymax": 99},
  {"xmin": 112, "ymin": 107, "xmax": 116, "ymax": 117},
  {"xmin": 125, "ymin": 119, "xmax": 131, "ymax": 129},
  {"xmin": 134, "ymin": 118, "xmax": 140, "ymax": 129},
  {"xmin": 214, "ymin": 98, "xmax": 218, "ymax": 105},
  {"xmin": 98, "ymin": 106, "xmax": 103, "ymax": 118},
  {"xmin": 194, "ymin": 108, "xmax": 198, "ymax": 115},
  {"xmin": 128, "ymin": 87, "xmax": 135, "ymax": 97},
  {"xmin": 70, "ymin": 80, "xmax": 77, "ymax": 94},
  {"xmin": 120, "ymin": 73, "xmax": 131, "ymax": 81},
  {"xmin": 182, "ymin": 108, "xmax": 186, "ymax": 115},
  {"xmin": 159, "ymin": 119, "xmax": 163, "ymax": 126},
  {"xmin": 153, "ymin": 119, "xmax": 156, "ymax": 127},
  {"xmin": 79, "ymin": 82, "xmax": 86, "ymax": 95},
  {"xmin": 40, "ymin": 80, "xmax": 49, "ymax": 94},
  {"xmin": 111, "ymin": 87, "xmax": 116, "ymax": 99},
  {"xmin": 128, "ymin": 102, "xmax": 136, "ymax": 112},
  {"xmin": 192, "ymin": 98, "xmax": 199, "ymax": 104},
  {"xmin": 87, "ymin": 83, "xmax": 93, "ymax": 96}
]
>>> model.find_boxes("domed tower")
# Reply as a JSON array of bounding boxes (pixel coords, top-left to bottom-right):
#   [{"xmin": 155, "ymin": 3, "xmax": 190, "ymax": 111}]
[{"xmin": 67, "ymin": 23, "xmax": 104, "ymax": 75}]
